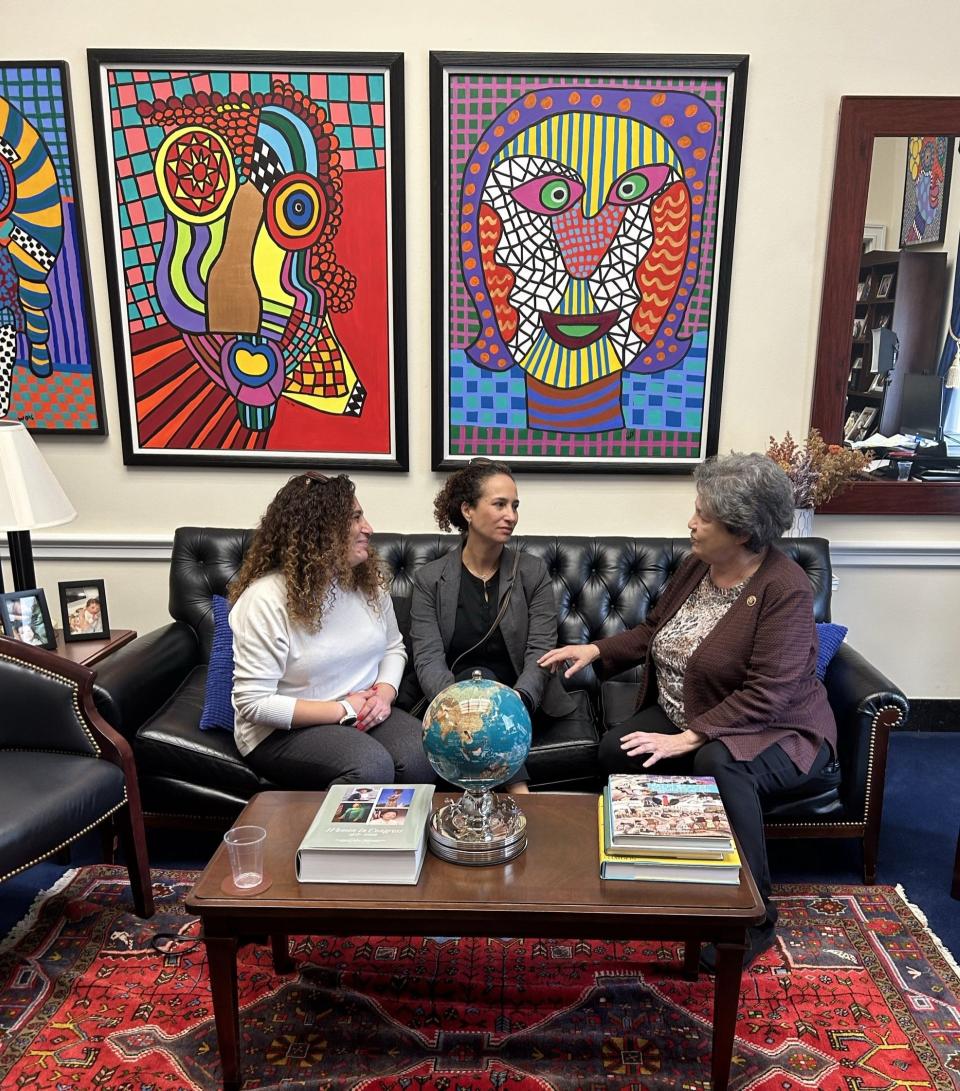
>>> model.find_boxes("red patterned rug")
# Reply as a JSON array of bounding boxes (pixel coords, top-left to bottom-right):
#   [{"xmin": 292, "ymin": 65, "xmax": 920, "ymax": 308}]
[{"xmin": 1, "ymin": 866, "xmax": 959, "ymax": 1089}]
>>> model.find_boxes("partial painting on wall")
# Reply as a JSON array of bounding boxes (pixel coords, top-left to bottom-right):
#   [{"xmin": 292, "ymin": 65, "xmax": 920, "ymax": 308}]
[
  {"xmin": 88, "ymin": 50, "xmax": 407, "ymax": 468},
  {"xmin": 431, "ymin": 53, "xmax": 748, "ymax": 472},
  {"xmin": 899, "ymin": 136, "xmax": 953, "ymax": 247},
  {"xmin": 0, "ymin": 62, "xmax": 104, "ymax": 433}
]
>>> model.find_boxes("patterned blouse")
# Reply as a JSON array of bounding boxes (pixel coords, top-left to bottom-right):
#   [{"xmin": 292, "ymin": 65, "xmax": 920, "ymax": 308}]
[{"xmin": 651, "ymin": 573, "xmax": 748, "ymax": 728}]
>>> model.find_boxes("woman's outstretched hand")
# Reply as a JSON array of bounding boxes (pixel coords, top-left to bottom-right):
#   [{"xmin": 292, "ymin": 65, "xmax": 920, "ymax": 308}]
[{"xmin": 538, "ymin": 643, "xmax": 600, "ymax": 679}]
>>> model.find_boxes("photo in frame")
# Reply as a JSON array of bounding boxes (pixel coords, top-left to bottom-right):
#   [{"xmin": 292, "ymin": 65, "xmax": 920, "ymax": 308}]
[
  {"xmin": 87, "ymin": 50, "xmax": 407, "ymax": 468},
  {"xmin": 876, "ymin": 273, "xmax": 895, "ymax": 299},
  {"xmin": 0, "ymin": 588, "xmax": 57, "ymax": 650},
  {"xmin": 430, "ymin": 52, "xmax": 749, "ymax": 472},
  {"xmin": 0, "ymin": 62, "xmax": 105, "ymax": 433},
  {"xmin": 58, "ymin": 579, "xmax": 110, "ymax": 642},
  {"xmin": 900, "ymin": 136, "xmax": 953, "ymax": 247}
]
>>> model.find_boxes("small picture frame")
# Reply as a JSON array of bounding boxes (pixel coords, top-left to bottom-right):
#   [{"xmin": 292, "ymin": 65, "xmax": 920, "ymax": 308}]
[
  {"xmin": 868, "ymin": 372, "xmax": 886, "ymax": 393},
  {"xmin": 0, "ymin": 588, "xmax": 57, "ymax": 650},
  {"xmin": 852, "ymin": 355, "xmax": 864, "ymax": 370},
  {"xmin": 859, "ymin": 274, "xmax": 873, "ymax": 301},
  {"xmin": 843, "ymin": 410, "xmax": 860, "ymax": 440},
  {"xmin": 856, "ymin": 280, "xmax": 867, "ymax": 301},
  {"xmin": 876, "ymin": 273, "xmax": 895, "ymax": 299},
  {"xmin": 855, "ymin": 406, "xmax": 877, "ymax": 439},
  {"xmin": 877, "ymin": 311, "xmax": 891, "ymax": 329},
  {"xmin": 852, "ymin": 317, "xmax": 867, "ymax": 340},
  {"xmin": 58, "ymin": 580, "xmax": 111, "ymax": 642}
]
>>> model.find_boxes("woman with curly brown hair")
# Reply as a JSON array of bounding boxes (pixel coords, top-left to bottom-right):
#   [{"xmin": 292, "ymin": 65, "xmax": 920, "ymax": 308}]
[
  {"xmin": 229, "ymin": 472, "xmax": 434, "ymax": 789},
  {"xmin": 409, "ymin": 459, "xmax": 584, "ymax": 792}
]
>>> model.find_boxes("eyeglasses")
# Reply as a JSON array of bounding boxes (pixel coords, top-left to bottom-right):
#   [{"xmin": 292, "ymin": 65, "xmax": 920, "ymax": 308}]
[
  {"xmin": 302, "ymin": 470, "xmax": 330, "ymax": 483},
  {"xmin": 467, "ymin": 457, "xmax": 494, "ymax": 466}
]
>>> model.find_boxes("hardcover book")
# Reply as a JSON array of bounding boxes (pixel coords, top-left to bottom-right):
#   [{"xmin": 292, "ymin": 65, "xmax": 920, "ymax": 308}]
[
  {"xmin": 598, "ymin": 799, "xmax": 741, "ymax": 883},
  {"xmin": 604, "ymin": 774, "xmax": 734, "ymax": 855},
  {"xmin": 296, "ymin": 784, "xmax": 435, "ymax": 884}
]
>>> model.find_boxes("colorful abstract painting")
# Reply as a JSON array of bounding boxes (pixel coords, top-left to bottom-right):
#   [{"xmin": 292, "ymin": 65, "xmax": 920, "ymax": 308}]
[
  {"xmin": 900, "ymin": 135, "xmax": 953, "ymax": 248},
  {"xmin": 430, "ymin": 53, "xmax": 747, "ymax": 472},
  {"xmin": 88, "ymin": 51, "xmax": 406, "ymax": 468},
  {"xmin": 0, "ymin": 62, "xmax": 104, "ymax": 434}
]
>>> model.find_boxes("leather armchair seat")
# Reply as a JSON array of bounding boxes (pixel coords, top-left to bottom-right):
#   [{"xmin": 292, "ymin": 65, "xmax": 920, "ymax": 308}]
[{"xmin": 94, "ymin": 529, "xmax": 908, "ymax": 881}]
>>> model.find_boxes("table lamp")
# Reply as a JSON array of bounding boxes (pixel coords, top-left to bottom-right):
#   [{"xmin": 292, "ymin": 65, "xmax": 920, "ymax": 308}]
[{"xmin": 0, "ymin": 420, "xmax": 76, "ymax": 592}]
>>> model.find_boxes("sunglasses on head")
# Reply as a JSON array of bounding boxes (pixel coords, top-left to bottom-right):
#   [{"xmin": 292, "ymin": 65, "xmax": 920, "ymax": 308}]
[{"xmin": 302, "ymin": 470, "xmax": 331, "ymax": 483}]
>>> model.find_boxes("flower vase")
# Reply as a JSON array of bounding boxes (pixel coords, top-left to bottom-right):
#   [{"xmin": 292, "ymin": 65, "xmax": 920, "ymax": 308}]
[{"xmin": 788, "ymin": 507, "xmax": 814, "ymax": 538}]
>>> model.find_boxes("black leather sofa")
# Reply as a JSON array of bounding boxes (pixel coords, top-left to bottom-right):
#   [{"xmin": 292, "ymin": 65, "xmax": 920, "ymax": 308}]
[{"xmin": 93, "ymin": 529, "xmax": 908, "ymax": 881}]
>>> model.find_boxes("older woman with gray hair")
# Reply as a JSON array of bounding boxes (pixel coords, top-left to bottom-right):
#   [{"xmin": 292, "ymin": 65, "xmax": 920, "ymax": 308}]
[{"xmin": 540, "ymin": 452, "xmax": 836, "ymax": 972}]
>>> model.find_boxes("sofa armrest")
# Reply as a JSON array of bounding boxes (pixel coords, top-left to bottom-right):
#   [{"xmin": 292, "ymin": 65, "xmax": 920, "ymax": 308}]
[
  {"xmin": 822, "ymin": 642, "xmax": 908, "ymax": 820},
  {"xmin": 93, "ymin": 621, "xmax": 201, "ymax": 742}
]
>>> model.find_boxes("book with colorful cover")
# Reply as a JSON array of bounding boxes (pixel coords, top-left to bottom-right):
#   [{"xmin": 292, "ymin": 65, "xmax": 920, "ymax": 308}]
[
  {"xmin": 598, "ymin": 799, "xmax": 741, "ymax": 883},
  {"xmin": 296, "ymin": 784, "xmax": 435, "ymax": 884},
  {"xmin": 604, "ymin": 774, "xmax": 734, "ymax": 855}
]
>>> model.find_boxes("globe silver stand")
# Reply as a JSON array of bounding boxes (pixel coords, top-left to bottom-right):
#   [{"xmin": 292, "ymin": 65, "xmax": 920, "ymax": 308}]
[{"xmin": 428, "ymin": 788, "xmax": 527, "ymax": 865}]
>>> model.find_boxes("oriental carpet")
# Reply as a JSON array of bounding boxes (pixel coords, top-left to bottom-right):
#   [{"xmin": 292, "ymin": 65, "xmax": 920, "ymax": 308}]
[{"xmin": 1, "ymin": 866, "xmax": 959, "ymax": 1089}]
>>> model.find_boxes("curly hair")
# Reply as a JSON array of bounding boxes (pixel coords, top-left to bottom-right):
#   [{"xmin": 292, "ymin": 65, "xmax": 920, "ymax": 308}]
[
  {"xmin": 229, "ymin": 473, "xmax": 383, "ymax": 630},
  {"xmin": 694, "ymin": 453, "xmax": 794, "ymax": 553},
  {"xmin": 433, "ymin": 459, "xmax": 515, "ymax": 533}
]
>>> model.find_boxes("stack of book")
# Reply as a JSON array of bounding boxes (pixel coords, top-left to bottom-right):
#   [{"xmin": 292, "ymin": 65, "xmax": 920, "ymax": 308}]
[
  {"xmin": 598, "ymin": 774, "xmax": 740, "ymax": 883},
  {"xmin": 296, "ymin": 783, "xmax": 435, "ymax": 884}
]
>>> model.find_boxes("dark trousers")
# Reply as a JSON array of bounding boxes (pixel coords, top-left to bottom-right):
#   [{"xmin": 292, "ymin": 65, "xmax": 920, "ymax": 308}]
[
  {"xmin": 246, "ymin": 707, "xmax": 435, "ymax": 789},
  {"xmin": 597, "ymin": 705, "xmax": 831, "ymax": 926}
]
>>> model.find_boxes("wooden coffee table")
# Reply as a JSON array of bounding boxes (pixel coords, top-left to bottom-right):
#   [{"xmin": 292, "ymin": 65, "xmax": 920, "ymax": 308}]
[{"xmin": 187, "ymin": 791, "xmax": 765, "ymax": 1090}]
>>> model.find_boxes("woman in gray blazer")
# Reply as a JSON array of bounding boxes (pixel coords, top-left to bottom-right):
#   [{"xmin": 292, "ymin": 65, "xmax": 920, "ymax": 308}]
[{"xmin": 410, "ymin": 459, "xmax": 578, "ymax": 791}]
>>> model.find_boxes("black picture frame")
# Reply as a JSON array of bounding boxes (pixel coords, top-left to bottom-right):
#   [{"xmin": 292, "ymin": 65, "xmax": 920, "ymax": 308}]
[
  {"xmin": 58, "ymin": 579, "xmax": 111, "ymax": 642},
  {"xmin": 430, "ymin": 51, "xmax": 749, "ymax": 473},
  {"xmin": 0, "ymin": 588, "xmax": 57, "ymax": 650},
  {"xmin": 87, "ymin": 49, "xmax": 408, "ymax": 469},
  {"xmin": 0, "ymin": 61, "xmax": 105, "ymax": 434}
]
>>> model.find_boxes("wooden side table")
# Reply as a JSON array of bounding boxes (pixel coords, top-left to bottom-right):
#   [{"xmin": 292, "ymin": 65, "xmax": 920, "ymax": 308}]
[{"xmin": 53, "ymin": 628, "xmax": 136, "ymax": 667}]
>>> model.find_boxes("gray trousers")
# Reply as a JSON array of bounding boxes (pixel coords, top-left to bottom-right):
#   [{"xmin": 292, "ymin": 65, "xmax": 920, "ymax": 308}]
[{"xmin": 245, "ymin": 707, "xmax": 436, "ymax": 789}]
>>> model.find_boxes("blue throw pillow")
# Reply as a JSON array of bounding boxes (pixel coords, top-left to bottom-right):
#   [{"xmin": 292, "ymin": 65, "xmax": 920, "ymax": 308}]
[
  {"xmin": 815, "ymin": 622, "xmax": 847, "ymax": 680},
  {"xmin": 200, "ymin": 594, "xmax": 235, "ymax": 731}
]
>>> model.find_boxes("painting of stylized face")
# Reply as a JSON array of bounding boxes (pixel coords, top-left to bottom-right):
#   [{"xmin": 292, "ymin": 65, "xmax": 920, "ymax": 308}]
[
  {"xmin": 143, "ymin": 84, "xmax": 362, "ymax": 431},
  {"xmin": 458, "ymin": 88, "xmax": 715, "ymax": 432},
  {"xmin": 902, "ymin": 135, "xmax": 950, "ymax": 246}
]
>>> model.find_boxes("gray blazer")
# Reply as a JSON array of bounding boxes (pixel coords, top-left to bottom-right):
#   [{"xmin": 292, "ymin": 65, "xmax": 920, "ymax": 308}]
[{"xmin": 410, "ymin": 544, "xmax": 578, "ymax": 718}]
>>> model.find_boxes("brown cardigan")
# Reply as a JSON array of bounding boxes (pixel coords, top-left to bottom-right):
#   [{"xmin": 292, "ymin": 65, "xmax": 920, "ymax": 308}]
[{"xmin": 595, "ymin": 547, "xmax": 837, "ymax": 773}]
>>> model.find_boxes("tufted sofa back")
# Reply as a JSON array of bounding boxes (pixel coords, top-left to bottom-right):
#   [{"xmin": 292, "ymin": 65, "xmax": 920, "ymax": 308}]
[{"xmin": 169, "ymin": 528, "xmax": 833, "ymax": 696}]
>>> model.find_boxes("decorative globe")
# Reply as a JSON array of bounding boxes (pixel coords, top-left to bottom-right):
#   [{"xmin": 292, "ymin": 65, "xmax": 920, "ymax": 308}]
[{"xmin": 421, "ymin": 676, "xmax": 532, "ymax": 791}]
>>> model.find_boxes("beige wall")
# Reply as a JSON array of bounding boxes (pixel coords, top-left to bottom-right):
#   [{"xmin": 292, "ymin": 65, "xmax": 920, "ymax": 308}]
[{"xmin": 6, "ymin": 0, "xmax": 960, "ymax": 698}]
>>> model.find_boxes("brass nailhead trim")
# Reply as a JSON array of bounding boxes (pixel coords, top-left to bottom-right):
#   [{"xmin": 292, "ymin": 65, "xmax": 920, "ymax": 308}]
[
  {"xmin": 0, "ymin": 791, "xmax": 128, "ymax": 883},
  {"xmin": 0, "ymin": 651, "xmax": 100, "ymax": 757}
]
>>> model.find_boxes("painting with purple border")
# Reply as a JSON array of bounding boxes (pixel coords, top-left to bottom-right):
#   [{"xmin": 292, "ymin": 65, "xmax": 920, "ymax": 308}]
[
  {"xmin": 0, "ymin": 62, "xmax": 104, "ymax": 434},
  {"xmin": 430, "ymin": 53, "xmax": 748, "ymax": 472}
]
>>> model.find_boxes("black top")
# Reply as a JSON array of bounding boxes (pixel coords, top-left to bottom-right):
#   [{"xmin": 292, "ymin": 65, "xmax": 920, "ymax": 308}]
[{"xmin": 447, "ymin": 565, "xmax": 517, "ymax": 687}]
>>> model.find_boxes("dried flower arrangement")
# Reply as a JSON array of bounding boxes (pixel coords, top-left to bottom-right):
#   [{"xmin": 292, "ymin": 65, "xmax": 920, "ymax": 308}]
[{"xmin": 766, "ymin": 429, "xmax": 872, "ymax": 508}]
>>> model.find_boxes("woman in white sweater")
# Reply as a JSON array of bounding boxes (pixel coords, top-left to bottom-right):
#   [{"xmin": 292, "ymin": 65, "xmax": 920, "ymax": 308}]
[{"xmin": 229, "ymin": 471, "xmax": 434, "ymax": 788}]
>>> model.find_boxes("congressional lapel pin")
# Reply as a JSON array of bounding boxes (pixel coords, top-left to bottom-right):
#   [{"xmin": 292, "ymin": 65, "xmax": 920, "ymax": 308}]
[{"xmin": 746, "ymin": 594, "xmax": 758, "ymax": 607}]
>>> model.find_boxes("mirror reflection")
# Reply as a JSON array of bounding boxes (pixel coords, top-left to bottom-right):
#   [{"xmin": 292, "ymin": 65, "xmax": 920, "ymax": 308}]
[{"xmin": 842, "ymin": 136, "xmax": 959, "ymax": 462}]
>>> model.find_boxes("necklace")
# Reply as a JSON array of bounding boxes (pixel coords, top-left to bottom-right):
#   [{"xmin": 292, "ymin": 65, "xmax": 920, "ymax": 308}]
[{"xmin": 463, "ymin": 560, "xmax": 499, "ymax": 603}]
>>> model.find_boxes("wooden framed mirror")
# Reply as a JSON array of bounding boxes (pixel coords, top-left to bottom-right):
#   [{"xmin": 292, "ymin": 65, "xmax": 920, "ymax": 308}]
[{"xmin": 811, "ymin": 96, "xmax": 960, "ymax": 514}]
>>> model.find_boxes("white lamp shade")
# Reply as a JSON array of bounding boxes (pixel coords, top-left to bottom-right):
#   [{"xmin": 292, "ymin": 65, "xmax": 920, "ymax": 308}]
[{"xmin": 0, "ymin": 420, "xmax": 77, "ymax": 531}]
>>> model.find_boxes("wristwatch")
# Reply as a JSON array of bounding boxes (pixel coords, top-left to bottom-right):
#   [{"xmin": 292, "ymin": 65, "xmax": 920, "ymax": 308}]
[{"xmin": 338, "ymin": 699, "xmax": 358, "ymax": 726}]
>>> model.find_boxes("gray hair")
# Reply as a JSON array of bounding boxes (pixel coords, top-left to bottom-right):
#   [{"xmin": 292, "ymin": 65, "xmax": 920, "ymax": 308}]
[{"xmin": 693, "ymin": 452, "xmax": 794, "ymax": 553}]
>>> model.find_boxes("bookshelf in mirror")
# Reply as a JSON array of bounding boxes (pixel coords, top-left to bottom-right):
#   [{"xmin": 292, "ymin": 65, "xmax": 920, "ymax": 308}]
[{"xmin": 843, "ymin": 249, "xmax": 947, "ymax": 443}]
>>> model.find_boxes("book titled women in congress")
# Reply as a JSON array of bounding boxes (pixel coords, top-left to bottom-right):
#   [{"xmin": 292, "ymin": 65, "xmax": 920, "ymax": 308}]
[{"xmin": 296, "ymin": 784, "xmax": 435, "ymax": 884}]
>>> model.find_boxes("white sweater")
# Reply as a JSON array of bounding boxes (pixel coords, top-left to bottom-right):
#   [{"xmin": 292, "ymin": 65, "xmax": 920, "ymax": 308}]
[{"xmin": 230, "ymin": 572, "xmax": 407, "ymax": 756}]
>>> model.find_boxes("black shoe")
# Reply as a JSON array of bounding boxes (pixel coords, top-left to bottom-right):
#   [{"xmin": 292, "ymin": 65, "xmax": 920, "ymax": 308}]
[{"xmin": 699, "ymin": 922, "xmax": 777, "ymax": 974}]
